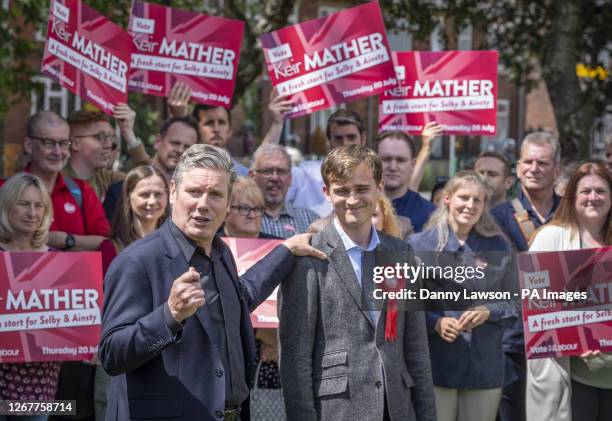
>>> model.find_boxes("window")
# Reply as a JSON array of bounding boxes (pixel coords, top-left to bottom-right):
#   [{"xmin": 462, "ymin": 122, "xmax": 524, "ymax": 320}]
[
  {"xmin": 388, "ymin": 18, "xmax": 412, "ymax": 51},
  {"xmin": 318, "ymin": 5, "xmax": 342, "ymax": 17},
  {"xmin": 430, "ymin": 22, "xmax": 443, "ymax": 51},
  {"xmin": 481, "ymin": 99, "xmax": 510, "ymax": 151},
  {"xmin": 30, "ymin": 76, "xmax": 81, "ymax": 117},
  {"xmin": 457, "ymin": 24, "xmax": 473, "ymax": 50},
  {"xmin": 310, "ymin": 105, "xmax": 338, "ymax": 135}
]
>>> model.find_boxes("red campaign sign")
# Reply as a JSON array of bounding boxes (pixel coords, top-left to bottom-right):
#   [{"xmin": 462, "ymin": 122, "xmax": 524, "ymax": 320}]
[
  {"xmin": 128, "ymin": 0, "xmax": 244, "ymax": 108},
  {"xmin": 222, "ymin": 237, "xmax": 283, "ymax": 328},
  {"xmin": 41, "ymin": 0, "xmax": 133, "ymax": 115},
  {"xmin": 518, "ymin": 247, "xmax": 612, "ymax": 359},
  {"xmin": 379, "ymin": 51, "xmax": 498, "ymax": 135},
  {"xmin": 0, "ymin": 252, "xmax": 103, "ymax": 363},
  {"xmin": 261, "ymin": 2, "xmax": 397, "ymax": 118}
]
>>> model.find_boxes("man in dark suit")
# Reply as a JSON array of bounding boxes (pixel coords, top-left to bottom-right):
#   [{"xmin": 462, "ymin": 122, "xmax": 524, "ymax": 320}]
[
  {"xmin": 99, "ymin": 144, "xmax": 325, "ymax": 421},
  {"xmin": 279, "ymin": 145, "xmax": 436, "ymax": 421}
]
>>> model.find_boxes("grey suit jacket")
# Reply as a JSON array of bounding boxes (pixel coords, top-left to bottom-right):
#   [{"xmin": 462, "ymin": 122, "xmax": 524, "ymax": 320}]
[{"xmin": 279, "ymin": 223, "xmax": 436, "ymax": 421}]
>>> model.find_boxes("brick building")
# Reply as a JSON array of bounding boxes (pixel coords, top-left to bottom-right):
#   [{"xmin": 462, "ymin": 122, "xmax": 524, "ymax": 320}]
[{"xmin": 3, "ymin": 0, "xmax": 608, "ymax": 186}]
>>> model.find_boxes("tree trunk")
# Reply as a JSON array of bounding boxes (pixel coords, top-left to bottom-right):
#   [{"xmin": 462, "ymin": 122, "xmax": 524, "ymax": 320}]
[{"xmin": 541, "ymin": 0, "xmax": 594, "ymax": 159}]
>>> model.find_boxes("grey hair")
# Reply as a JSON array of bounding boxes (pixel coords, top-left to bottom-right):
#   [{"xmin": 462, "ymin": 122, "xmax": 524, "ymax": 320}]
[
  {"xmin": 27, "ymin": 110, "xmax": 67, "ymax": 138},
  {"xmin": 172, "ymin": 144, "xmax": 237, "ymax": 192},
  {"xmin": 520, "ymin": 131, "xmax": 561, "ymax": 165},
  {"xmin": 250, "ymin": 144, "xmax": 292, "ymax": 170},
  {"xmin": 0, "ymin": 172, "xmax": 52, "ymax": 249}
]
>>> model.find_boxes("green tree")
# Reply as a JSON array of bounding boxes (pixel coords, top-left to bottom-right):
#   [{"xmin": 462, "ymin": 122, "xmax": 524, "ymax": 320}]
[
  {"xmin": 380, "ymin": 0, "xmax": 612, "ymax": 159},
  {"xmin": 0, "ymin": 0, "xmax": 294, "ymax": 112}
]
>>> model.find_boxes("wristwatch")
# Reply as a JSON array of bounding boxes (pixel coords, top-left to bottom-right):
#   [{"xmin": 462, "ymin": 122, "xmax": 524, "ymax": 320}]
[{"xmin": 64, "ymin": 233, "xmax": 76, "ymax": 250}]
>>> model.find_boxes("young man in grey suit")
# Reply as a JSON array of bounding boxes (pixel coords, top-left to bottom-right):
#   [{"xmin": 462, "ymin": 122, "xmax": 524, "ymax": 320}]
[{"xmin": 279, "ymin": 145, "xmax": 436, "ymax": 421}]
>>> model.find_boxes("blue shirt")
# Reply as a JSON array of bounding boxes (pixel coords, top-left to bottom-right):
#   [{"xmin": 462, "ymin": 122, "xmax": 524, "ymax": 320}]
[
  {"xmin": 490, "ymin": 189, "xmax": 561, "ymax": 252},
  {"xmin": 392, "ymin": 190, "xmax": 436, "ymax": 233},
  {"xmin": 334, "ymin": 218, "xmax": 380, "ymax": 322},
  {"xmin": 409, "ymin": 227, "xmax": 517, "ymax": 389},
  {"xmin": 232, "ymin": 158, "xmax": 249, "ymax": 177}
]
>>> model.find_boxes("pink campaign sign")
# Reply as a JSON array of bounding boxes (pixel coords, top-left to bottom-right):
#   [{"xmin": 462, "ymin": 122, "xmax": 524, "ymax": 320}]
[
  {"xmin": 128, "ymin": 0, "xmax": 244, "ymax": 108},
  {"xmin": 518, "ymin": 247, "xmax": 612, "ymax": 359},
  {"xmin": 41, "ymin": 0, "xmax": 132, "ymax": 115},
  {"xmin": 0, "ymin": 252, "xmax": 103, "ymax": 363},
  {"xmin": 379, "ymin": 51, "xmax": 498, "ymax": 135},
  {"xmin": 221, "ymin": 238, "xmax": 283, "ymax": 328},
  {"xmin": 261, "ymin": 2, "xmax": 397, "ymax": 118}
]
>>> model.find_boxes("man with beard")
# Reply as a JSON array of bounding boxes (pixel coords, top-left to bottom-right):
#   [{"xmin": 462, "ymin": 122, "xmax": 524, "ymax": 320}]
[
  {"xmin": 474, "ymin": 151, "xmax": 514, "ymax": 207},
  {"xmin": 250, "ymin": 144, "xmax": 318, "ymax": 238}
]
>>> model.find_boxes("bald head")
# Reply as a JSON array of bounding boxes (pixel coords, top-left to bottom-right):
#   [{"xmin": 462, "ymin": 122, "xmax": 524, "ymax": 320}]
[{"xmin": 27, "ymin": 111, "xmax": 68, "ymax": 138}]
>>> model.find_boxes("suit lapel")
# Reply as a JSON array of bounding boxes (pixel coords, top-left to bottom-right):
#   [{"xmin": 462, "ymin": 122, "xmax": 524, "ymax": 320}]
[
  {"xmin": 161, "ymin": 222, "xmax": 215, "ymax": 338},
  {"xmin": 325, "ymin": 225, "xmax": 376, "ymax": 330}
]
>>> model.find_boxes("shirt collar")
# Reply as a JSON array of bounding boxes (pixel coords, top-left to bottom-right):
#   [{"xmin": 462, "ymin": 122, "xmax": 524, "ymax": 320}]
[
  {"xmin": 333, "ymin": 218, "xmax": 380, "ymax": 252},
  {"xmin": 169, "ymin": 219, "xmax": 214, "ymax": 261},
  {"xmin": 266, "ymin": 202, "xmax": 295, "ymax": 218},
  {"xmin": 518, "ymin": 188, "xmax": 561, "ymax": 221},
  {"xmin": 444, "ymin": 226, "xmax": 478, "ymax": 258},
  {"xmin": 64, "ymin": 162, "xmax": 92, "ymax": 182}
]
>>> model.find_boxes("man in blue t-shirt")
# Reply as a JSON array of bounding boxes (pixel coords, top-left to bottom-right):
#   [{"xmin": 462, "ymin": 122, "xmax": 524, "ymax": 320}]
[{"xmin": 375, "ymin": 131, "xmax": 435, "ymax": 232}]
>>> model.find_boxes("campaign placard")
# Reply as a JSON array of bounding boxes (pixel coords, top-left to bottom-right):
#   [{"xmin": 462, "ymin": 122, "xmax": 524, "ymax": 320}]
[
  {"xmin": 41, "ymin": 0, "xmax": 132, "ymax": 114},
  {"xmin": 518, "ymin": 246, "xmax": 612, "ymax": 359},
  {"xmin": 260, "ymin": 2, "xmax": 397, "ymax": 118},
  {"xmin": 0, "ymin": 252, "xmax": 103, "ymax": 363},
  {"xmin": 128, "ymin": 0, "xmax": 244, "ymax": 107},
  {"xmin": 379, "ymin": 51, "xmax": 498, "ymax": 135},
  {"xmin": 222, "ymin": 237, "xmax": 283, "ymax": 328}
]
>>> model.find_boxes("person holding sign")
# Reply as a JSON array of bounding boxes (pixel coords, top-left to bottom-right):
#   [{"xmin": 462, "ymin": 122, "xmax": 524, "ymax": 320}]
[
  {"xmin": 0, "ymin": 173, "xmax": 60, "ymax": 412},
  {"xmin": 65, "ymin": 105, "xmax": 150, "ymax": 201},
  {"xmin": 409, "ymin": 171, "xmax": 517, "ymax": 421},
  {"xmin": 526, "ymin": 161, "xmax": 612, "ymax": 421},
  {"xmin": 279, "ymin": 145, "xmax": 435, "ymax": 421}
]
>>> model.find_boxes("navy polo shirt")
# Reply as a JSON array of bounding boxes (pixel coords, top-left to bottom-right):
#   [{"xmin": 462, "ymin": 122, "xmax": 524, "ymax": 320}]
[{"xmin": 392, "ymin": 189, "xmax": 436, "ymax": 233}]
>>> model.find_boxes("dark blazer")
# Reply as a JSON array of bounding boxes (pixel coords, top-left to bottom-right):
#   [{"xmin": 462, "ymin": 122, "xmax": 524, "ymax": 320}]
[
  {"xmin": 409, "ymin": 227, "xmax": 518, "ymax": 389},
  {"xmin": 99, "ymin": 220, "xmax": 294, "ymax": 421},
  {"xmin": 279, "ymin": 223, "xmax": 436, "ymax": 421}
]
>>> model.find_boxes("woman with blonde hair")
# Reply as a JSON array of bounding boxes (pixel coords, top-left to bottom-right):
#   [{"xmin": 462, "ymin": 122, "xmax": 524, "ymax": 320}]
[
  {"xmin": 0, "ymin": 173, "xmax": 57, "ymax": 420},
  {"xmin": 526, "ymin": 161, "xmax": 612, "ymax": 421},
  {"xmin": 409, "ymin": 170, "xmax": 517, "ymax": 421}
]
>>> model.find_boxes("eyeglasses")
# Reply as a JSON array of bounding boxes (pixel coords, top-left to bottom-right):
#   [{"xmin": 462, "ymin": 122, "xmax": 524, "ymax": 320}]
[
  {"xmin": 252, "ymin": 168, "xmax": 291, "ymax": 177},
  {"xmin": 30, "ymin": 136, "xmax": 71, "ymax": 149},
  {"xmin": 73, "ymin": 132, "xmax": 117, "ymax": 145},
  {"xmin": 230, "ymin": 205, "xmax": 264, "ymax": 217}
]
